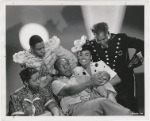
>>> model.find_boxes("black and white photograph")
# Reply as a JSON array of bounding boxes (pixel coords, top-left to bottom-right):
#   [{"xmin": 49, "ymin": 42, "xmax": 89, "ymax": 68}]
[{"xmin": 0, "ymin": 0, "xmax": 149, "ymax": 121}]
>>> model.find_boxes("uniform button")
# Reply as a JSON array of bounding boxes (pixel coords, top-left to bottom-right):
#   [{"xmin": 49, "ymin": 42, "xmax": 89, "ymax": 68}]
[
  {"xmin": 115, "ymin": 56, "xmax": 117, "ymax": 58},
  {"xmin": 113, "ymin": 60, "xmax": 116, "ymax": 62},
  {"xmin": 93, "ymin": 50, "xmax": 96, "ymax": 52},
  {"xmin": 91, "ymin": 42, "xmax": 93, "ymax": 44},
  {"xmin": 106, "ymin": 58, "xmax": 109, "ymax": 60},
  {"xmin": 113, "ymin": 64, "xmax": 115, "ymax": 66},
  {"xmin": 118, "ymin": 38, "xmax": 121, "ymax": 40},
  {"xmin": 116, "ymin": 46, "xmax": 119, "ymax": 49},
  {"xmin": 113, "ymin": 68, "xmax": 115, "ymax": 71},
  {"xmin": 105, "ymin": 51, "xmax": 108, "ymax": 53},
  {"xmin": 105, "ymin": 55, "xmax": 108, "ymax": 57},
  {"xmin": 106, "ymin": 62, "xmax": 109, "ymax": 64},
  {"xmin": 92, "ymin": 46, "xmax": 94, "ymax": 48},
  {"xmin": 96, "ymin": 54, "xmax": 99, "ymax": 56},
  {"xmin": 117, "ymin": 42, "xmax": 120, "ymax": 45},
  {"xmin": 115, "ymin": 51, "xmax": 118, "ymax": 53},
  {"xmin": 98, "ymin": 58, "xmax": 100, "ymax": 60},
  {"xmin": 83, "ymin": 72, "xmax": 86, "ymax": 75}
]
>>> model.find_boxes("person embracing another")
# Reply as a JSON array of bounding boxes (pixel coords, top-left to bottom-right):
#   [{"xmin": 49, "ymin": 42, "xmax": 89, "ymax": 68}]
[
  {"xmin": 71, "ymin": 36, "xmax": 121, "ymax": 103},
  {"xmin": 52, "ymin": 57, "xmax": 132, "ymax": 116},
  {"xmin": 84, "ymin": 22, "xmax": 144, "ymax": 112}
]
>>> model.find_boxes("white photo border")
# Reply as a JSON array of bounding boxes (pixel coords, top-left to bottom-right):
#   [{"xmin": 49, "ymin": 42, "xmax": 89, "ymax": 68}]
[{"xmin": 0, "ymin": 0, "xmax": 150, "ymax": 121}]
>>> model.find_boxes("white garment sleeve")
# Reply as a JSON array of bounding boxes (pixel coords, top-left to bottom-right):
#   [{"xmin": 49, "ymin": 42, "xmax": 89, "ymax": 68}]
[
  {"xmin": 104, "ymin": 83, "xmax": 117, "ymax": 97},
  {"xmin": 101, "ymin": 61, "xmax": 116, "ymax": 80},
  {"xmin": 52, "ymin": 80, "xmax": 67, "ymax": 95}
]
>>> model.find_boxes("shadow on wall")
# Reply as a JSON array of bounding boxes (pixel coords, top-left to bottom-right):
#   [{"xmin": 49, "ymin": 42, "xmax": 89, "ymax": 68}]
[{"xmin": 122, "ymin": 6, "xmax": 144, "ymax": 32}]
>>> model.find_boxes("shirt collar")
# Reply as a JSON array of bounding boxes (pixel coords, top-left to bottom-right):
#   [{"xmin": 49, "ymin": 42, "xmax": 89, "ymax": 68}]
[{"xmin": 24, "ymin": 86, "xmax": 41, "ymax": 100}]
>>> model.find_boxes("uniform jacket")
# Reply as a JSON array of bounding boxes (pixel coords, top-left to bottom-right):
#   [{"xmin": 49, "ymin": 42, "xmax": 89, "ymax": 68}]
[{"xmin": 88, "ymin": 33, "xmax": 144, "ymax": 96}]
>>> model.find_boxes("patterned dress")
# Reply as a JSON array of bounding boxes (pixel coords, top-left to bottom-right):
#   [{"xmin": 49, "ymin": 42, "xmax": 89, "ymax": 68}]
[
  {"xmin": 9, "ymin": 86, "xmax": 58, "ymax": 116},
  {"xmin": 73, "ymin": 60, "xmax": 117, "ymax": 98}
]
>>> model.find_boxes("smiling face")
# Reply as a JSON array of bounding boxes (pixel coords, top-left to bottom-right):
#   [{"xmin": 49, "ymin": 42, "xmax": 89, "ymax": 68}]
[
  {"xmin": 55, "ymin": 58, "xmax": 72, "ymax": 78},
  {"xmin": 78, "ymin": 50, "xmax": 92, "ymax": 68},
  {"xmin": 32, "ymin": 42, "xmax": 45, "ymax": 58}
]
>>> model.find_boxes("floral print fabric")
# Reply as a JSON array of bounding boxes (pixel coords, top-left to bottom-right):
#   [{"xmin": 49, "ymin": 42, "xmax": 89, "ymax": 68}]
[{"xmin": 9, "ymin": 86, "xmax": 57, "ymax": 116}]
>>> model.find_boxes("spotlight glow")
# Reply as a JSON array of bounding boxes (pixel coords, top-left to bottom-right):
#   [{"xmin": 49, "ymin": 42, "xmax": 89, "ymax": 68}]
[
  {"xmin": 81, "ymin": 6, "xmax": 126, "ymax": 39},
  {"xmin": 19, "ymin": 23, "xmax": 49, "ymax": 50}
]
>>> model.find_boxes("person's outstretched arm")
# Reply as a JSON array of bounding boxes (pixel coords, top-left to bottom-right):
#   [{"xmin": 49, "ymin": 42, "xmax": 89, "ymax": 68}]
[
  {"xmin": 109, "ymin": 75, "xmax": 121, "ymax": 86},
  {"xmin": 100, "ymin": 61, "xmax": 121, "ymax": 86},
  {"xmin": 52, "ymin": 76, "xmax": 105, "ymax": 97}
]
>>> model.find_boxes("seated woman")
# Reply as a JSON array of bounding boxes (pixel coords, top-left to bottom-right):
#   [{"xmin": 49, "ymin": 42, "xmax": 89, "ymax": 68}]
[
  {"xmin": 8, "ymin": 67, "xmax": 61, "ymax": 116},
  {"xmin": 71, "ymin": 36, "xmax": 121, "ymax": 103}
]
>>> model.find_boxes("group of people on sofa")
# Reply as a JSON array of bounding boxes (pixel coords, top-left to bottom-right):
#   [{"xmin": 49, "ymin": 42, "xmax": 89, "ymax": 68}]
[{"xmin": 8, "ymin": 22, "xmax": 144, "ymax": 116}]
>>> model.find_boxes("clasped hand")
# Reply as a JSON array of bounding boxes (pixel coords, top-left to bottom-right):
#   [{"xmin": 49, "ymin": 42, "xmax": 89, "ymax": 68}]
[{"xmin": 90, "ymin": 71, "xmax": 110, "ymax": 86}]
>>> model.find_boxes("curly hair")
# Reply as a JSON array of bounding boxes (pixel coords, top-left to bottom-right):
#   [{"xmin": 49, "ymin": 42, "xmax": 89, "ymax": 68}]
[
  {"xmin": 29, "ymin": 35, "xmax": 43, "ymax": 48},
  {"xmin": 19, "ymin": 67, "xmax": 38, "ymax": 84}
]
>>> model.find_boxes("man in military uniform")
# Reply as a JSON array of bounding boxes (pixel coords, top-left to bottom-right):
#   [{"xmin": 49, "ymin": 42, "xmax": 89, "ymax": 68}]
[{"xmin": 87, "ymin": 22, "xmax": 144, "ymax": 112}]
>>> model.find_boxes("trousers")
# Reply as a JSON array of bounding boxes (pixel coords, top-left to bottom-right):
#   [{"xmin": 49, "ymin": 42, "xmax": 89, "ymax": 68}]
[{"xmin": 68, "ymin": 98, "xmax": 132, "ymax": 116}]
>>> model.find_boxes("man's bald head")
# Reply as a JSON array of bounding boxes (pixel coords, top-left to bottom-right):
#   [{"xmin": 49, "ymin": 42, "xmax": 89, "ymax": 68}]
[{"xmin": 54, "ymin": 58, "xmax": 72, "ymax": 77}]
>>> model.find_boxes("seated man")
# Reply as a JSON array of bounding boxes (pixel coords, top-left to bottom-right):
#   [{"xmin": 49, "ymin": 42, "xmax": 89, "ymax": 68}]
[
  {"xmin": 9, "ymin": 67, "xmax": 61, "ymax": 116},
  {"xmin": 52, "ymin": 58, "xmax": 132, "ymax": 116}
]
